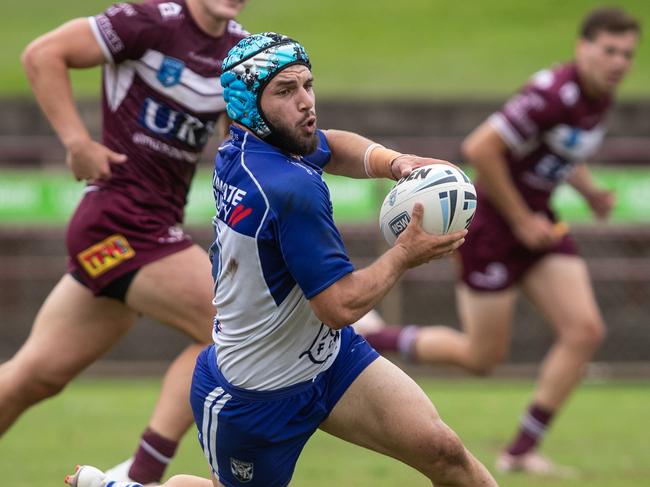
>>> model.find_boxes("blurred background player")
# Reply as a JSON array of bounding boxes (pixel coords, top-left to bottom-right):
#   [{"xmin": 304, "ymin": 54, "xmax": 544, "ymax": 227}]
[
  {"xmin": 357, "ymin": 6, "xmax": 641, "ymax": 476},
  {"xmin": 66, "ymin": 31, "xmax": 498, "ymax": 487},
  {"xmin": 0, "ymin": 0, "xmax": 248, "ymax": 484}
]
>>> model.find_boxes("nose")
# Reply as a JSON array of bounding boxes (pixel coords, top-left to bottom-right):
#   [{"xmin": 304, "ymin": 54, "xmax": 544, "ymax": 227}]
[{"xmin": 296, "ymin": 87, "xmax": 314, "ymax": 112}]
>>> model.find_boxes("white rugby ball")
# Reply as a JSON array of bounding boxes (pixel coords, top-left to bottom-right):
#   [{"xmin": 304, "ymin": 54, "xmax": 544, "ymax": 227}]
[{"xmin": 379, "ymin": 163, "xmax": 477, "ymax": 245}]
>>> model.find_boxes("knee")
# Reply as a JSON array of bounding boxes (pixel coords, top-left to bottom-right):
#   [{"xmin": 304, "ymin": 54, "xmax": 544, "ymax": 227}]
[
  {"xmin": 4, "ymin": 358, "xmax": 69, "ymax": 404},
  {"xmin": 425, "ymin": 421, "xmax": 472, "ymax": 481},
  {"xmin": 560, "ymin": 318, "xmax": 606, "ymax": 352},
  {"xmin": 465, "ymin": 349, "xmax": 507, "ymax": 376}
]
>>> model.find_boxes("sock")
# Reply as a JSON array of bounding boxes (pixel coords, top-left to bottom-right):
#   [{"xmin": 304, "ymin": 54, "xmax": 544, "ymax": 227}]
[
  {"xmin": 396, "ymin": 325, "xmax": 420, "ymax": 362},
  {"xmin": 365, "ymin": 325, "xmax": 420, "ymax": 361},
  {"xmin": 364, "ymin": 325, "xmax": 402, "ymax": 353},
  {"xmin": 128, "ymin": 428, "xmax": 178, "ymax": 484},
  {"xmin": 506, "ymin": 403, "xmax": 555, "ymax": 456}
]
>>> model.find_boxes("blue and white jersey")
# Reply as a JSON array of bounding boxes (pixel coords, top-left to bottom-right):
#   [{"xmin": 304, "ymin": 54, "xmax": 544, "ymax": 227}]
[{"xmin": 210, "ymin": 126, "xmax": 354, "ymax": 390}]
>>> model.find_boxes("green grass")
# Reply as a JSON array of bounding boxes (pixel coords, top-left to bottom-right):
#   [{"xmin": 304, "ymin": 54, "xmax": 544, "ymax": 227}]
[
  {"xmin": 0, "ymin": 377, "xmax": 648, "ymax": 486},
  {"xmin": 2, "ymin": 0, "xmax": 649, "ymax": 98}
]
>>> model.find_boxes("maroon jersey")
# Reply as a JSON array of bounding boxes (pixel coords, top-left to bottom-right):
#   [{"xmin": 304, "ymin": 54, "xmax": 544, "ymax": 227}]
[
  {"xmin": 486, "ymin": 62, "xmax": 611, "ymax": 211},
  {"xmin": 459, "ymin": 63, "xmax": 611, "ymax": 291},
  {"xmin": 88, "ymin": 0, "xmax": 247, "ymax": 224}
]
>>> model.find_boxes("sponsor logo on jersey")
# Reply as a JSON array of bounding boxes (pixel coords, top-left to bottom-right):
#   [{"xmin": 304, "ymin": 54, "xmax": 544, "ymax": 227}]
[
  {"xmin": 389, "ymin": 211, "xmax": 411, "ymax": 237},
  {"xmin": 77, "ymin": 234, "xmax": 135, "ymax": 278},
  {"xmin": 158, "ymin": 2, "xmax": 182, "ymax": 19},
  {"xmin": 213, "ymin": 174, "xmax": 248, "ymax": 223},
  {"xmin": 230, "ymin": 457, "xmax": 254, "ymax": 483},
  {"xmin": 139, "ymin": 97, "xmax": 215, "ymax": 149},
  {"xmin": 95, "ymin": 14, "xmax": 124, "ymax": 53},
  {"xmin": 157, "ymin": 56, "xmax": 185, "ymax": 87}
]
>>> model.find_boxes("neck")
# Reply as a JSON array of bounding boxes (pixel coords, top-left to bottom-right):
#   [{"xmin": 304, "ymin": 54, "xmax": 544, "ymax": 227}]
[
  {"xmin": 186, "ymin": 0, "xmax": 228, "ymax": 37},
  {"xmin": 575, "ymin": 61, "xmax": 608, "ymax": 100}
]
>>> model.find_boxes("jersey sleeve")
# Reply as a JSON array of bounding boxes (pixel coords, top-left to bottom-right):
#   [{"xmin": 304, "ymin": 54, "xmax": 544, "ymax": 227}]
[
  {"xmin": 272, "ymin": 172, "xmax": 353, "ymax": 299},
  {"xmin": 88, "ymin": 2, "xmax": 162, "ymax": 64},
  {"xmin": 489, "ymin": 74, "xmax": 568, "ymax": 152},
  {"xmin": 301, "ymin": 130, "xmax": 331, "ymax": 168}
]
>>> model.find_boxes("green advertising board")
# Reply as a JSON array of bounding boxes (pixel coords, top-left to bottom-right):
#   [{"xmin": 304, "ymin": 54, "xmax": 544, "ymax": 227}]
[{"xmin": 1, "ymin": 168, "xmax": 650, "ymax": 227}]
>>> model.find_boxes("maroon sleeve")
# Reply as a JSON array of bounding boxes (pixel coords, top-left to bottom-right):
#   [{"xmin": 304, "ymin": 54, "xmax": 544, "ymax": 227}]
[
  {"xmin": 89, "ymin": 2, "xmax": 163, "ymax": 63},
  {"xmin": 488, "ymin": 73, "xmax": 568, "ymax": 151}
]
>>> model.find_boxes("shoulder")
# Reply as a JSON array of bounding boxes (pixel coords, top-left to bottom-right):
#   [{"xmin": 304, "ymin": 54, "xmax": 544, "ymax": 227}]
[
  {"xmin": 525, "ymin": 63, "xmax": 581, "ymax": 109},
  {"xmin": 226, "ymin": 19, "xmax": 249, "ymax": 38},
  {"xmin": 246, "ymin": 154, "xmax": 327, "ymax": 214}
]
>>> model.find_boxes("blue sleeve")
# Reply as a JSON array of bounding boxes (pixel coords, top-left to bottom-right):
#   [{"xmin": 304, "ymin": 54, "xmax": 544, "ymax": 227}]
[
  {"xmin": 273, "ymin": 172, "xmax": 353, "ymax": 299},
  {"xmin": 301, "ymin": 130, "xmax": 331, "ymax": 169}
]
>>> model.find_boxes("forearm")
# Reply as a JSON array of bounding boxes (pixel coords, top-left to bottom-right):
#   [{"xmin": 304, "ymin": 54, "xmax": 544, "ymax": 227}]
[
  {"xmin": 312, "ymin": 245, "xmax": 410, "ymax": 328},
  {"xmin": 566, "ymin": 162, "xmax": 596, "ymax": 197},
  {"xmin": 473, "ymin": 154, "xmax": 533, "ymax": 227},
  {"xmin": 323, "ymin": 129, "xmax": 401, "ymax": 179}
]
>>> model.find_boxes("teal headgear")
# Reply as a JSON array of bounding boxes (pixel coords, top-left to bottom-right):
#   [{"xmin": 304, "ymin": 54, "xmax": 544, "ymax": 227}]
[{"xmin": 221, "ymin": 32, "xmax": 311, "ymax": 138}]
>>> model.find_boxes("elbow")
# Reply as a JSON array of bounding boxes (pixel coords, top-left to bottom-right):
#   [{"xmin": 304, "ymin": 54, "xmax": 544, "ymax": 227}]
[
  {"xmin": 313, "ymin": 309, "xmax": 356, "ymax": 330},
  {"xmin": 460, "ymin": 136, "xmax": 480, "ymax": 164}
]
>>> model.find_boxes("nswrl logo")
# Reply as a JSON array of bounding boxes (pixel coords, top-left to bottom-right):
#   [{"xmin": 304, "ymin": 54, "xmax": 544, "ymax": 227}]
[{"xmin": 389, "ymin": 211, "xmax": 411, "ymax": 237}]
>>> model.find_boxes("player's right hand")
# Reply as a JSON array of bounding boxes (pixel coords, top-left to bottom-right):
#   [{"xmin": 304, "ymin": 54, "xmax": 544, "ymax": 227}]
[
  {"xmin": 66, "ymin": 138, "xmax": 127, "ymax": 181},
  {"xmin": 512, "ymin": 212, "xmax": 559, "ymax": 251},
  {"xmin": 395, "ymin": 203, "xmax": 467, "ymax": 268}
]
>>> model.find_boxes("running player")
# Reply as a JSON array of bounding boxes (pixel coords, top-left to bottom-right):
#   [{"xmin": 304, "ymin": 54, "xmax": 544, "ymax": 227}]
[
  {"xmin": 65, "ymin": 32, "xmax": 498, "ymax": 487},
  {"xmin": 1, "ymin": 1, "xmax": 248, "ymax": 484},
  {"xmin": 358, "ymin": 6, "xmax": 641, "ymax": 476}
]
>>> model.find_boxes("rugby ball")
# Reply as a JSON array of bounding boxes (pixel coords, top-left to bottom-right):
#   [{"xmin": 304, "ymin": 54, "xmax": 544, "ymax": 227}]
[{"xmin": 379, "ymin": 164, "xmax": 477, "ymax": 245}]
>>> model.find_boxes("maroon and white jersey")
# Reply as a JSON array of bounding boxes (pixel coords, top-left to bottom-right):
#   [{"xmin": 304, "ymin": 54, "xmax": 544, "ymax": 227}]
[
  {"xmin": 487, "ymin": 63, "xmax": 611, "ymax": 210},
  {"xmin": 88, "ymin": 1, "xmax": 247, "ymax": 223}
]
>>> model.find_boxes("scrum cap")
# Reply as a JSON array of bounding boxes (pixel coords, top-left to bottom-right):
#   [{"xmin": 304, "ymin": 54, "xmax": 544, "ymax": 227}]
[{"xmin": 221, "ymin": 32, "xmax": 311, "ymax": 138}]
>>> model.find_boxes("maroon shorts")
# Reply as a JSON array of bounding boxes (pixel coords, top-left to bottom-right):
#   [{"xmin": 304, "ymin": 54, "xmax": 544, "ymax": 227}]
[
  {"xmin": 457, "ymin": 202, "xmax": 578, "ymax": 292},
  {"xmin": 66, "ymin": 188, "xmax": 193, "ymax": 296}
]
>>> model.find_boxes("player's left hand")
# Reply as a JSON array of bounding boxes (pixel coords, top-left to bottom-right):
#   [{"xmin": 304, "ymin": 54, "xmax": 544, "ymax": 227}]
[
  {"xmin": 585, "ymin": 188, "xmax": 615, "ymax": 220},
  {"xmin": 390, "ymin": 155, "xmax": 458, "ymax": 180}
]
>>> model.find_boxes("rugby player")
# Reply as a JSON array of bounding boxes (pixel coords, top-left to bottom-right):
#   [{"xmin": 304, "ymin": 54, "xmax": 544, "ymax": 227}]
[
  {"xmin": 65, "ymin": 32, "xmax": 498, "ymax": 487},
  {"xmin": 357, "ymin": 6, "xmax": 641, "ymax": 476},
  {"xmin": 2, "ymin": 1, "xmax": 248, "ymax": 484}
]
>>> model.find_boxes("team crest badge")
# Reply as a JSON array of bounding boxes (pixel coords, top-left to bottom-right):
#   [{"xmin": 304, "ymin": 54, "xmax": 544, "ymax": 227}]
[
  {"xmin": 157, "ymin": 57, "xmax": 185, "ymax": 87},
  {"xmin": 230, "ymin": 457, "xmax": 253, "ymax": 483}
]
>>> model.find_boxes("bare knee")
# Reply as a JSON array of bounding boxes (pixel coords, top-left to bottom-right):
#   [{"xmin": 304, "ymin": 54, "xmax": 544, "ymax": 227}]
[
  {"xmin": 3, "ymin": 358, "xmax": 70, "ymax": 405},
  {"xmin": 424, "ymin": 420, "xmax": 472, "ymax": 481},
  {"xmin": 559, "ymin": 318, "xmax": 606, "ymax": 352},
  {"xmin": 464, "ymin": 348, "xmax": 507, "ymax": 376}
]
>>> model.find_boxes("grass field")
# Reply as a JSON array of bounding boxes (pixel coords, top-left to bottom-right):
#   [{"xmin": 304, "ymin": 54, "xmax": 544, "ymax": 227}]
[
  {"xmin": 0, "ymin": 377, "xmax": 648, "ymax": 486},
  {"xmin": 2, "ymin": 0, "xmax": 649, "ymax": 98}
]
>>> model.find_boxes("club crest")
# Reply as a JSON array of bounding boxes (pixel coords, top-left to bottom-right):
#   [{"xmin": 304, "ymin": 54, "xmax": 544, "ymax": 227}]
[
  {"xmin": 230, "ymin": 457, "xmax": 254, "ymax": 483},
  {"xmin": 157, "ymin": 56, "xmax": 185, "ymax": 87}
]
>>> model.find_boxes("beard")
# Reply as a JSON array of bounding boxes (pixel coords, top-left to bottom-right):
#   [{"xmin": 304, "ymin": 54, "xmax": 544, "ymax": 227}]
[{"xmin": 263, "ymin": 116, "xmax": 318, "ymax": 156}]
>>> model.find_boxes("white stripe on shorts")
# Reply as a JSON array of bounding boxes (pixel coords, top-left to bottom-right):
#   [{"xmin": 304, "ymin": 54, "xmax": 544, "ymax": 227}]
[{"xmin": 201, "ymin": 386, "xmax": 232, "ymax": 477}]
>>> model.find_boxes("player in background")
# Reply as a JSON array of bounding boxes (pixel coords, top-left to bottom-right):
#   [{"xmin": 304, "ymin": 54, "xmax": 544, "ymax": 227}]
[
  {"xmin": 0, "ymin": 1, "xmax": 248, "ymax": 484},
  {"xmin": 356, "ymin": 6, "xmax": 641, "ymax": 476},
  {"xmin": 65, "ymin": 32, "xmax": 498, "ymax": 487}
]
